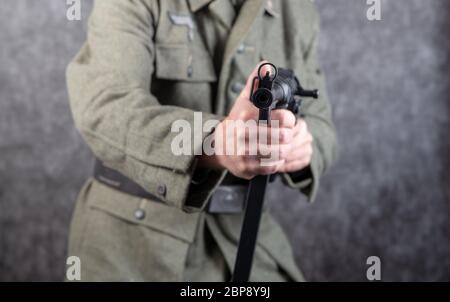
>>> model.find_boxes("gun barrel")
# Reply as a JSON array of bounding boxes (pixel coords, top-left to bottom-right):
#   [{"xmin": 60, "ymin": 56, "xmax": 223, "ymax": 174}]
[{"xmin": 299, "ymin": 89, "xmax": 319, "ymax": 99}]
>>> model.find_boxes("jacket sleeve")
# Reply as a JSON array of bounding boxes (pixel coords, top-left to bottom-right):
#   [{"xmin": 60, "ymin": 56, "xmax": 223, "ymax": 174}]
[
  {"xmin": 282, "ymin": 9, "xmax": 338, "ymax": 202},
  {"xmin": 67, "ymin": 0, "xmax": 225, "ymax": 212}
]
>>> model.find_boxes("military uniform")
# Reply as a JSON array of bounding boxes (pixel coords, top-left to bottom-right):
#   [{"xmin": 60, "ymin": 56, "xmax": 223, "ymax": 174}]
[{"xmin": 66, "ymin": 0, "xmax": 337, "ymax": 281}]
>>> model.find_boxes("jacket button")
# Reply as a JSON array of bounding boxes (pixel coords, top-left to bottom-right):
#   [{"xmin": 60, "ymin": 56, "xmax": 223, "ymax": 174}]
[
  {"xmin": 134, "ymin": 209, "xmax": 146, "ymax": 220},
  {"xmin": 157, "ymin": 184, "xmax": 167, "ymax": 197},
  {"xmin": 187, "ymin": 66, "xmax": 193, "ymax": 78},
  {"xmin": 231, "ymin": 82, "xmax": 244, "ymax": 94},
  {"xmin": 225, "ymin": 193, "xmax": 234, "ymax": 201},
  {"xmin": 237, "ymin": 44, "xmax": 245, "ymax": 54}
]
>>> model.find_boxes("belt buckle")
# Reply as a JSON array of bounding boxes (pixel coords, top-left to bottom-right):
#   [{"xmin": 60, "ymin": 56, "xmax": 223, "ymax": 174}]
[{"xmin": 207, "ymin": 185, "xmax": 247, "ymax": 214}]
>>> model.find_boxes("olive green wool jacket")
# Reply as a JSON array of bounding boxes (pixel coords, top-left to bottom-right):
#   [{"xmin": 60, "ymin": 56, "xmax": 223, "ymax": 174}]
[{"xmin": 67, "ymin": 0, "xmax": 337, "ymax": 281}]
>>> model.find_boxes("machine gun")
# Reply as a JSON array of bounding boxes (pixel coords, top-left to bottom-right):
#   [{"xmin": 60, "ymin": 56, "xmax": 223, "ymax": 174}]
[{"xmin": 232, "ymin": 62, "xmax": 319, "ymax": 282}]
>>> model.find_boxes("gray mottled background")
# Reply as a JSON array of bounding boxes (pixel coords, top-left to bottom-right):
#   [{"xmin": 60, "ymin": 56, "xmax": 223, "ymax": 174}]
[{"xmin": 0, "ymin": 0, "xmax": 449, "ymax": 281}]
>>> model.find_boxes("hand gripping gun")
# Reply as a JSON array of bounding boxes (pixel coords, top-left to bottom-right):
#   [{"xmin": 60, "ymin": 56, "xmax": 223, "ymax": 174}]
[{"xmin": 232, "ymin": 63, "xmax": 319, "ymax": 282}]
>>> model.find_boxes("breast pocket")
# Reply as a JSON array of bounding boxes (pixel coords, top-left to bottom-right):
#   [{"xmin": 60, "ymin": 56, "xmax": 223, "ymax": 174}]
[
  {"xmin": 153, "ymin": 43, "xmax": 218, "ymax": 111},
  {"xmin": 155, "ymin": 43, "xmax": 217, "ymax": 83}
]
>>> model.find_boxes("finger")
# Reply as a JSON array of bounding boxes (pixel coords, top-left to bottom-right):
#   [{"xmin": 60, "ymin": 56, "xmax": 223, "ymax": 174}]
[
  {"xmin": 253, "ymin": 143, "xmax": 292, "ymax": 161},
  {"xmin": 293, "ymin": 118, "xmax": 308, "ymax": 136},
  {"xmin": 244, "ymin": 125, "xmax": 294, "ymax": 145},
  {"xmin": 284, "ymin": 142, "xmax": 313, "ymax": 163},
  {"xmin": 238, "ymin": 157, "xmax": 280, "ymax": 178},
  {"xmin": 234, "ymin": 156, "xmax": 260, "ymax": 179},
  {"xmin": 271, "ymin": 109, "xmax": 296, "ymax": 129},
  {"xmin": 291, "ymin": 131, "xmax": 314, "ymax": 149},
  {"xmin": 240, "ymin": 142, "xmax": 291, "ymax": 159},
  {"xmin": 250, "ymin": 158, "xmax": 284, "ymax": 176},
  {"xmin": 278, "ymin": 159, "xmax": 310, "ymax": 173}
]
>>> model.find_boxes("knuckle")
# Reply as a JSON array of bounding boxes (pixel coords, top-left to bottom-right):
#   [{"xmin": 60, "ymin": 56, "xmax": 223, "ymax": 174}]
[
  {"xmin": 245, "ymin": 160, "xmax": 260, "ymax": 174},
  {"xmin": 300, "ymin": 119, "xmax": 308, "ymax": 131},
  {"xmin": 239, "ymin": 110, "xmax": 251, "ymax": 121},
  {"xmin": 276, "ymin": 129, "xmax": 285, "ymax": 144},
  {"xmin": 302, "ymin": 119, "xmax": 309, "ymax": 129},
  {"xmin": 306, "ymin": 144, "xmax": 313, "ymax": 156},
  {"xmin": 281, "ymin": 111, "xmax": 294, "ymax": 127},
  {"xmin": 235, "ymin": 162, "xmax": 253, "ymax": 179},
  {"xmin": 236, "ymin": 170, "xmax": 251, "ymax": 180},
  {"xmin": 237, "ymin": 160, "xmax": 247, "ymax": 173},
  {"xmin": 282, "ymin": 162, "xmax": 292, "ymax": 172},
  {"xmin": 303, "ymin": 156, "xmax": 311, "ymax": 166},
  {"xmin": 241, "ymin": 173, "xmax": 253, "ymax": 180},
  {"xmin": 260, "ymin": 165, "xmax": 277, "ymax": 175},
  {"xmin": 246, "ymin": 164, "xmax": 257, "ymax": 175},
  {"xmin": 270, "ymin": 165, "xmax": 279, "ymax": 174},
  {"xmin": 279, "ymin": 146, "xmax": 290, "ymax": 160},
  {"xmin": 278, "ymin": 129, "xmax": 291, "ymax": 144}
]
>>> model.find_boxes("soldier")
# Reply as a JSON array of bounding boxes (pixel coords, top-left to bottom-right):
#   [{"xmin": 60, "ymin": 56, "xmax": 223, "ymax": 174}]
[{"xmin": 66, "ymin": 0, "xmax": 337, "ymax": 281}]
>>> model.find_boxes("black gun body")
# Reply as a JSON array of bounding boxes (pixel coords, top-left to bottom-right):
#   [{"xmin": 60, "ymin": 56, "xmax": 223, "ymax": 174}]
[
  {"xmin": 231, "ymin": 107, "xmax": 270, "ymax": 283},
  {"xmin": 232, "ymin": 64, "xmax": 318, "ymax": 283}
]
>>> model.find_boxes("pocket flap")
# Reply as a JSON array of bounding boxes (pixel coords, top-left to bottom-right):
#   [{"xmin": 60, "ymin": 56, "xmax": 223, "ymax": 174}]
[
  {"xmin": 155, "ymin": 44, "xmax": 217, "ymax": 82},
  {"xmin": 87, "ymin": 180, "xmax": 200, "ymax": 243}
]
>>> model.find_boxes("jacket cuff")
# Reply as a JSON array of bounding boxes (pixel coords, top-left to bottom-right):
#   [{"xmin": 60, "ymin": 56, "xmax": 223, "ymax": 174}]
[
  {"xmin": 183, "ymin": 167, "xmax": 228, "ymax": 213},
  {"xmin": 281, "ymin": 141, "xmax": 323, "ymax": 202},
  {"xmin": 134, "ymin": 113, "xmax": 226, "ymax": 211},
  {"xmin": 125, "ymin": 158, "xmax": 226, "ymax": 212},
  {"xmin": 138, "ymin": 164, "xmax": 227, "ymax": 213}
]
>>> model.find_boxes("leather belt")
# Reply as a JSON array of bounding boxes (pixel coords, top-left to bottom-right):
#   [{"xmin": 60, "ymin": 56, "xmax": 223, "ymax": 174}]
[
  {"xmin": 93, "ymin": 160, "xmax": 246, "ymax": 214},
  {"xmin": 94, "ymin": 160, "xmax": 163, "ymax": 202}
]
